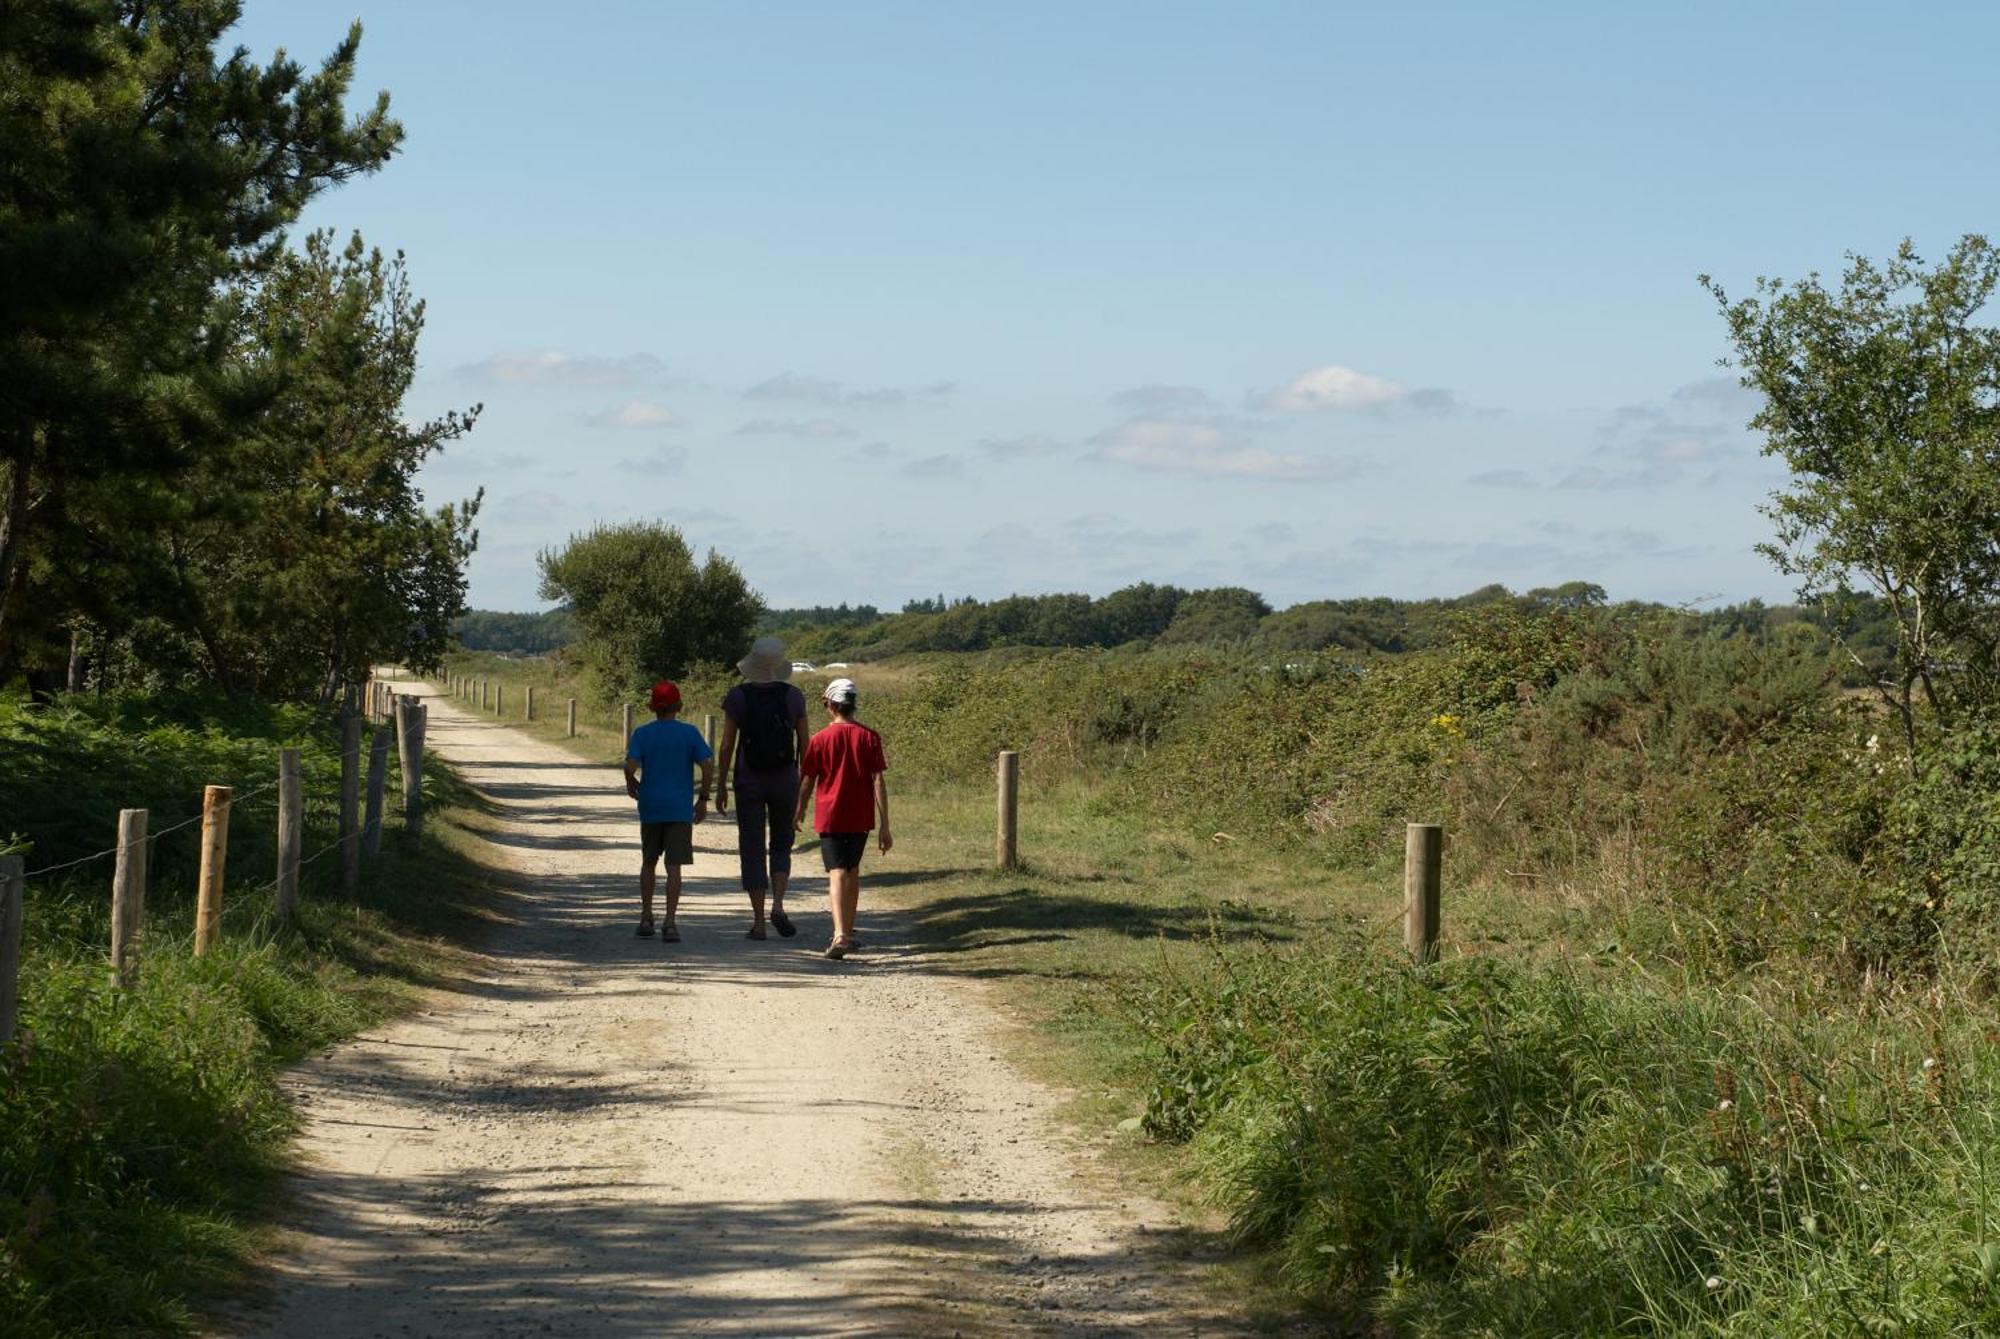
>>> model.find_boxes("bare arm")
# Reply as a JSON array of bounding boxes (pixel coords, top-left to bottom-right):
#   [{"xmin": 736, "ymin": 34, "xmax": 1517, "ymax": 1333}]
[
  {"xmin": 875, "ymin": 772, "xmax": 892, "ymax": 853},
  {"xmin": 695, "ymin": 757, "xmax": 714, "ymax": 822},
  {"xmin": 623, "ymin": 758, "xmax": 640, "ymax": 800},
  {"xmin": 794, "ymin": 774, "xmax": 816, "ymax": 831},
  {"xmin": 714, "ymin": 717, "xmax": 738, "ymax": 811}
]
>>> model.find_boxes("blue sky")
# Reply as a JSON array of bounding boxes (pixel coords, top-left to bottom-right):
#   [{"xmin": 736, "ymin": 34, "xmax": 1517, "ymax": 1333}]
[{"xmin": 232, "ymin": 1, "xmax": 2000, "ymax": 613}]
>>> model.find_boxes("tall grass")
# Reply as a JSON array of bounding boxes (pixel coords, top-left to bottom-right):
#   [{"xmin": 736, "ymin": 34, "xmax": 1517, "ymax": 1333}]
[
  {"xmin": 1136, "ymin": 941, "xmax": 2000, "ymax": 1334},
  {"xmin": 0, "ymin": 692, "xmax": 490, "ymax": 1336}
]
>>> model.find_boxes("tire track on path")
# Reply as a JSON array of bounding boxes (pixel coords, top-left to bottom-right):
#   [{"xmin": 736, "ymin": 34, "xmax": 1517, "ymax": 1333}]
[{"xmin": 222, "ymin": 682, "xmax": 1244, "ymax": 1337}]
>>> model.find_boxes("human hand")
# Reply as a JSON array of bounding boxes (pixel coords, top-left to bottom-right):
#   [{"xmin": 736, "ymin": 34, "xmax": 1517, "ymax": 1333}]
[
  {"xmin": 715, "ymin": 787, "xmax": 730, "ymax": 815},
  {"xmin": 625, "ymin": 780, "xmax": 639, "ymax": 801},
  {"xmin": 878, "ymin": 827, "xmax": 893, "ymax": 854},
  {"xmin": 695, "ymin": 798, "xmax": 709, "ymax": 824}
]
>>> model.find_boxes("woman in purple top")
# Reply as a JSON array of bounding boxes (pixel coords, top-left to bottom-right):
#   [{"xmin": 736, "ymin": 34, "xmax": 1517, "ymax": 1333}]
[{"xmin": 713, "ymin": 637, "xmax": 811, "ymax": 938}]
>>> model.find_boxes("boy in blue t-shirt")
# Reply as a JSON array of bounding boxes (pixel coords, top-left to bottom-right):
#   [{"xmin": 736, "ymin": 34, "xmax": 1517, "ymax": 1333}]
[{"xmin": 622, "ymin": 680, "xmax": 715, "ymax": 942}]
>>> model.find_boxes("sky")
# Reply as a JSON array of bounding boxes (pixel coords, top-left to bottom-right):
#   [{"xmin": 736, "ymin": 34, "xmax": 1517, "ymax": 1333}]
[{"xmin": 229, "ymin": 1, "xmax": 2000, "ymax": 614}]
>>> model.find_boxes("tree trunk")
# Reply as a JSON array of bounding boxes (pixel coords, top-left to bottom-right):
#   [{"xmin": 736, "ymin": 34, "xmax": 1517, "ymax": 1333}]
[
  {"xmin": 66, "ymin": 625, "xmax": 85, "ymax": 692},
  {"xmin": 0, "ymin": 451, "xmax": 31, "ymax": 646}
]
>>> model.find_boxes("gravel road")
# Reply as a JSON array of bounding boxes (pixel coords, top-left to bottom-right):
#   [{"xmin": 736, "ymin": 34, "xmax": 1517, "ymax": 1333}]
[{"xmin": 223, "ymin": 682, "xmax": 1243, "ymax": 1337}]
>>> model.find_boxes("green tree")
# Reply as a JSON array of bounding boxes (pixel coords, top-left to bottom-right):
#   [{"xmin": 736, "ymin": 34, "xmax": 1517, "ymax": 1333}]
[
  {"xmin": 1158, "ymin": 586, "xmax": 1273, "ymax": 645},
  {"xmin": 0, "ymin": 1, "xmax": 400, "ymax": 663},
  {"xmin": 1706, "ymin": 237, "xmax": 2000, "ymax": 752},
  {"xmin": 538, "ymin": 523, "xmax": 760, "ymax": 698}
]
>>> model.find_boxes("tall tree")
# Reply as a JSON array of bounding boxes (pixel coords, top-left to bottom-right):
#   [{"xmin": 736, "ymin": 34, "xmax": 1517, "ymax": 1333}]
[
  {"xmin": 538, "ymin": 523, "xmax": 760, "ymax": 698},
  {"xmin": 0, "ymin": 0, "xmax": 401, "ymax": 663},
  {"xmin": 1705, "ymin": 237, "xmax": 2000, "ymax": 751},
  {"xmin": 146, "ymin": 232, "xmax": 482, "ymax": 699}
]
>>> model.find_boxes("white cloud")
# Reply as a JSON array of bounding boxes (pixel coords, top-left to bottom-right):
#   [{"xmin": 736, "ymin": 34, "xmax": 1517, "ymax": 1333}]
[
  {"xmin": 979, "ymin": 433, "xmax": 1067, "ymax": 458},
  {"xmin": 456, "ymin": 351, "xmax": 671, "ymax": 388},
  {"xmin": 904, "ymin": 453, "xmax": 965, "ymax": 479},
  {"xmin": 734, "ymin": 417, "xmax": 857, "ymax": 440},
  {"xmin": 744, "ymin": 372, "xmax": 955, "ymax": 408},
  {"xmin": 1259, "ymin": 364, "xmax": 1411, "ymax": 412},
  {"xmin": 588, "ymin": 400, "xmax": 679, "ymax": 429},
  {"xmin": 1111, "ymin": 384, "xmax": 1216, "ymax": 412},
  {"xmin": 1092, "ymin": 417, "xmax": 1350, "ymax": 480}
]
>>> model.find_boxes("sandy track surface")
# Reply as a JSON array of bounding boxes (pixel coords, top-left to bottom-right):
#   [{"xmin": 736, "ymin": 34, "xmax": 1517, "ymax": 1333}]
[{"xmin": 221, "ymin": 683, "xmax": 1242, "ymax": 1337}]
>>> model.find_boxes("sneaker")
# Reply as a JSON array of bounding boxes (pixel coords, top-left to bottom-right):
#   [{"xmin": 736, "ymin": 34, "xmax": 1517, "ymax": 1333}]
[
  {"xmin": 662, "ymin": 923, "xmax": 682, "ymax": 943},
  {"xmin": 635, "ymin": 918, "xmax": 655, "ymax": 938}
]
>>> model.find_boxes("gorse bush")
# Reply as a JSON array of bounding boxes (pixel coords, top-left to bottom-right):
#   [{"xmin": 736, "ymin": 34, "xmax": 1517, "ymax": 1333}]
[{"xmin": 1135, "ymin": 941, "xmax": 2000, "ymax": 1335}]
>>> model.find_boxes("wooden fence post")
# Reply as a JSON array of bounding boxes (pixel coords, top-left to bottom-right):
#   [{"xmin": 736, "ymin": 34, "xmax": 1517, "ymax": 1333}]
[
  {"xmin": 194, "ymin": 785, "xmax": 231, "ymax": 955},
  {"xmin": 110, "ymin": 807, "xmax": 148, "ymax": 986},
  {"xmin": 399, "ymin": 700, "xmax": 427, "ymax": 833},
  {"xmin": 339, "ymin": 714, "xmax": 362, "ymax": 900},
  {"xmin": 526, "ymin": 684, "xmax": 535, "ymax": 721},
  {"xmin": 996, "ymin": 750, "xmax": 1020, "ymax": 871},
  {"xmin": 704, "ymin": 712, "xmax": 718, "ymax": 751},
  {"xmin": 276, "ymin": 748, "xmax": 303, "ymax": 927},
  {"xmin": 482, "ymin": 679, "xmax": 491, "ymax": 711},
  {"xmin": 1404, "ymin": 823, "xmax": 1443, "ymax": 963},
  {"xmin": 567, "ymin": 697, "xmax": 578, "ymax": 738},
  {"xmin": 363, "ymin": 723, "xmax": 392, "ymax": 858},
  {"xmin": 0, "ymin": 854, "xmax": 23, "ymax": 1045},
  {"xmin": 621, "ymin": 702, "xmax": 633, "ymax": 753},
  {"xmin": 495, "ymin": 682, "xmax": 504, "ymax": 716}
]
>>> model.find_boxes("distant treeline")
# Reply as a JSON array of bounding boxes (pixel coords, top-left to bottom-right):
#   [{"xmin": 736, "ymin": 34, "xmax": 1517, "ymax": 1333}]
[
  {"xmin": 769, "ymin": 581, "xmax": 1900, "ymax": 673},
  {"xmin": 462, "ymin": 583, "xmax": 1900, "ymax": 676},
  {"xmin": 451, "ymin": 608, "xmax": 577, "ymax": 653}
]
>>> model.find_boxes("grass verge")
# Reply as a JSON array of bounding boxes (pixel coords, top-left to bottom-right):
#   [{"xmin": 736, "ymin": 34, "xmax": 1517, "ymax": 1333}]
[{"xmin": 0, "ymin": 691, "xmax": 500, "ymax": 1337}]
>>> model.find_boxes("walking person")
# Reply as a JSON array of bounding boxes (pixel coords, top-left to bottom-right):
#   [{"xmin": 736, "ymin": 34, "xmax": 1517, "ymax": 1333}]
[
  {"xmin": 623, "ymin": 680, "xmax": 714, "ymax": 942},
  {"xmin": 714, "ymin": 637, "xmax": 811, "ymax": 939},
  {"xmin": 794, "ymin": 677, "xmax": 890, "ymax": 960}
]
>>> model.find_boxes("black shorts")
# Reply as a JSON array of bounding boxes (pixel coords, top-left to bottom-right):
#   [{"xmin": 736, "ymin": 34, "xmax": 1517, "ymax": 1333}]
[
  {"xmin": 641, "ymin": 821, "xmax": 694, "ymax": 865},
  {"xmin": 819, "ymin": 831, "xmax": 868, "ymax": 871}
]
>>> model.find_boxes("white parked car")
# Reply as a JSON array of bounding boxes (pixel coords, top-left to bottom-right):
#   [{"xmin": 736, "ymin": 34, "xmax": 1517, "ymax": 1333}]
[
  {"xmin": 824, "ymin": 662, "xmax": 849, "ymax": 670},
  {"xmin": 790, "ymin": 661, "xmax": 818, "ymax": 673}
]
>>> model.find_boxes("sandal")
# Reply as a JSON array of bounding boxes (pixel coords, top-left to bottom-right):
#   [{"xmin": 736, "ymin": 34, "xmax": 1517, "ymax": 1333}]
[
  {"xmin": 746, "ymin": 922, "xmax": 767, "ymax": 940},
  {"xmin": 661, "ymin": 923, "xmax": 681, "ymax": 943},
  {"xmin": 823, "ymin": 938, "xmax": 852, "ymax": 960},
  {"xmin": 770, "ymin": 909, "xmax": 797, "ymax": 938},
  {"xmin": 635, "ymin": 918, "xmax": 656, "ymax": 938}
]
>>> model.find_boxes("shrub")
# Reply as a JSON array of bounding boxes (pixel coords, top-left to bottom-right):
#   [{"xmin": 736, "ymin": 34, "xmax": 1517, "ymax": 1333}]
[{"xmin": 1134, "ymin": 940, "xmax": 2000, "ymax": 1334}]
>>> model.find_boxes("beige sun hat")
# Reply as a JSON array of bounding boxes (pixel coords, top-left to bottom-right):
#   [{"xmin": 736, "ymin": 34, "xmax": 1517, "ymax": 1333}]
[{"xmin": 736, "ymin": 636, "xmax": 793, "ymax": 684}]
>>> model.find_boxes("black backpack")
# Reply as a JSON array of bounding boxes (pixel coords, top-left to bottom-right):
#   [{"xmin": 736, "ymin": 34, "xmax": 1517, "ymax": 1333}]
[{"xmin": 738, "ymin": 682, "xmax": 796, "ymax": 769}]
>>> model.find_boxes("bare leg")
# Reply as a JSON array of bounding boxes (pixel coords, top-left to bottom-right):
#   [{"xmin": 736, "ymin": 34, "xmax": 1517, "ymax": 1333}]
[
  {"xmin": 769, "ymin": 868, "xmax": 789, "ymax": 918},
  {"xmin": 826, "ymin": 868, "xmax": 853, "ymax": 942},
  {"xmin": 665, "ymin": 864, "xmax": 684, "ymax": 928},
  {"xmin": 745, "ymin": 884, "xmax": 766, "ymax": 927},
  {"xmin": 840, "ymin": 872, "xmax": 861, "ymax": 943},
  {"xmin": 639, "ymin": 858, "xmax": 658, "ymax": 924}
]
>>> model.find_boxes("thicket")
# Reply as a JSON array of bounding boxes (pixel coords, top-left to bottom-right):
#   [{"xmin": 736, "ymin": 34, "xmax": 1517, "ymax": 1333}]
[{"xmin": 0, "ymin": 692, "xmax": 480, "ymax": 1336}]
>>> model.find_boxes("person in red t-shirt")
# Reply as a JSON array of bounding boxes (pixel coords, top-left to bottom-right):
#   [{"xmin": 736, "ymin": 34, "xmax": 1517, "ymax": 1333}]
[{"xmin": 794, "ymin": 677, "xmax": 890, "ymax": 960}]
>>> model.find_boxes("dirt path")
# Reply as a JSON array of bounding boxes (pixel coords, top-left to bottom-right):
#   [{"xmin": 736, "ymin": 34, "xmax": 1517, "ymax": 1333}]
[{"xmin": 224, "ymin": 683, "xmax": 1242, "ymax": 1338}]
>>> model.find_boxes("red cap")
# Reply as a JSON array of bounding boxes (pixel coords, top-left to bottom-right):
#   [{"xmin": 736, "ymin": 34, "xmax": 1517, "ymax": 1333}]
[{"xmin": 648, "ymin": 681, "xmax": 681, "ymax": 710}]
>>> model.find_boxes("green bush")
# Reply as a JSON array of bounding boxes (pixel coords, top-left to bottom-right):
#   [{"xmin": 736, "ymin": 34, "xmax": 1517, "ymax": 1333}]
[
  {"xmin": 1135, "ymin": 941, "xmax": 2000, "ymax": 1335},
  {"xmin": 0, "ymin": 692, "xmax": 476, "ymax": 1336}
]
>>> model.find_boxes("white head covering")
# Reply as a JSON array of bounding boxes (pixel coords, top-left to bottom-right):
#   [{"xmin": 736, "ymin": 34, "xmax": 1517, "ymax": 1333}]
[
  {"xmin": 736, "ymin": 636, "xmax": 792, "ymax": 684},
  {"xmin": 823, "ymin": 677, "xmax": 858, "ymax": 706}
]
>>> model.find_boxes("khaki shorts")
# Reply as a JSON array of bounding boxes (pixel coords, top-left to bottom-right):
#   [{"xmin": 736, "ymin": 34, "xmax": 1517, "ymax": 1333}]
[{"xmin": 640, "ymin": 821, "xmax": 694, "ymax": 866}]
